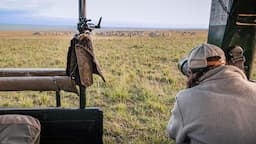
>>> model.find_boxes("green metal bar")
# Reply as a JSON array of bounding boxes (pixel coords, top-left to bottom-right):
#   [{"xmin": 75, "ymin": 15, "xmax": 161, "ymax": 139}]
[
  {"xmin": 208, "ymin": 0, "xmax": 256, "ymax": 79},
  {"xmin": 56, "ymin": 91, "xmax": 61, "ymax": 107},
  {"xmin": 79, "ymin": 86, "xmax": 86, "ymax": 109}
]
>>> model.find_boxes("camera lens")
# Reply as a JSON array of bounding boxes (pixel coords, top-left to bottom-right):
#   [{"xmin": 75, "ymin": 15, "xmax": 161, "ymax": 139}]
[{"xmin": 178, "ymin": 58, "xmax": 189, "ymax": 76}]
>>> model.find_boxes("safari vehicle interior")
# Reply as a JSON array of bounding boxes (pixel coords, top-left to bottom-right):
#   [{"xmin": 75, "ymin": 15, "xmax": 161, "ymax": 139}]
[
  {"xmin": 0, "ymin": 0, "xmax": 255, "ymax": 144},
  {"xmin": 0, "ymin": 0, "xmax": 104, "ymax": 144}
]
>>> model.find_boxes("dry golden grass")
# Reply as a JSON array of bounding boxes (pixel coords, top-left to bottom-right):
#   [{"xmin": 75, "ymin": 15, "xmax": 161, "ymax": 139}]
[{"xmin": 0, "ymin": 30, "xmax": 216, "ymax": 143}]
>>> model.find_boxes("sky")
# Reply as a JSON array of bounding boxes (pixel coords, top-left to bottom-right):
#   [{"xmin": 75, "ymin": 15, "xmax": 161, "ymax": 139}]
[{"xmin": 0, "ymin": 0, "xmax": 212, "ymax": 29}]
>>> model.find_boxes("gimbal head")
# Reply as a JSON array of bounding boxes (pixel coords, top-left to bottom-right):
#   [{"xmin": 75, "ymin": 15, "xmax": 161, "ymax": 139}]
[
  {"xmin": 78, "ymin": 0, "xmax": 102, "ymax": 33},
  {"xmin": 77, "ymin": 17, "xmax": 102, "ymax": 33}
]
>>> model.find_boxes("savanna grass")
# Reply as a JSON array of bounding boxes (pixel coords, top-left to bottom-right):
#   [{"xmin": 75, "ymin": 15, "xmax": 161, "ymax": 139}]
[{"xmin": 0, "ymin": 30, "xmax": 209, "ymax": 143}]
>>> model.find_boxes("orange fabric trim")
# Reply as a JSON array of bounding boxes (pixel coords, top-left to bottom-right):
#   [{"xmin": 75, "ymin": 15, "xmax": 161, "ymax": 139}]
[{"xmin": 207, "ymin": 60, "xmax": 225, "ymax": 66}]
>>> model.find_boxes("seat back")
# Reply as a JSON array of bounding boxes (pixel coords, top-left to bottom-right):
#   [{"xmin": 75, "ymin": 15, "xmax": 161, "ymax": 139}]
[{"xmin": 0, "ymin": 108, "xmax": 103, "ymax": 144}]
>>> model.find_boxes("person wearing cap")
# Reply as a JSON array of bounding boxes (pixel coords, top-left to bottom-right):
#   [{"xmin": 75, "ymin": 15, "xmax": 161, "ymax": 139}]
[
  {"xmin": 0, "ymin": 114, "xmax": 41, "ymax": 144},
  {"xmin": 226, "ymin": 45, "xmax": 246, "ymax": 72},
  {"xmin": 167, "ymin": 43, "xmax": 256, "ymax": 144}
]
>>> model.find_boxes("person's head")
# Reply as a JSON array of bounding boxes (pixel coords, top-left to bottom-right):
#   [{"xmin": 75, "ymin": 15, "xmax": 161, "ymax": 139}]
[
  {"xmin": 226, "ymin": 45, "xmax": 245, "ymax": 71},
  {"xmin": 186, "ymin": 43, "xmax": 226, "ymax": 88}
]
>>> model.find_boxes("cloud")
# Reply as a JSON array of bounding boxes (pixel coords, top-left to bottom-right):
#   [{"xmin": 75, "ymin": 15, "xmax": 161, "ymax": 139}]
[
  {"xmin": 37, "ymin": 0, "xmax": 77, "ymax": 18},
  {"xmin": 0, "ymin": 0, "xmax": 211, "ymax": 28},
  {"xmin": 0, "ymin": 0, "xmax": 77, "ymax": 18},
  {"xmin": 0, "ymin": 0, "xmax": 77, "ymax": 25},
  {"xmin": 0, "ymin": 0, "xmax": 41, "ymax": 10}
]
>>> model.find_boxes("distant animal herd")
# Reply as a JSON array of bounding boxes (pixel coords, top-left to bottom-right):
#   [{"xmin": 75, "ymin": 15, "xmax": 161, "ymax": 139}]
[{"xmin": 33, "ymin": 30, "xmax": 200, "ymax": 37}]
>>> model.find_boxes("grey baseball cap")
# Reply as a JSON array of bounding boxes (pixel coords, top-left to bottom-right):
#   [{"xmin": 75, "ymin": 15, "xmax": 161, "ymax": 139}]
[{"xmin": 188, "ymin": 43, "xmax": 226, "ymax": 70}]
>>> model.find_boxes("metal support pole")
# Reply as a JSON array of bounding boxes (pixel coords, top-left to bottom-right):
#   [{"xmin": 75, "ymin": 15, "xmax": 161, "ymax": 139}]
[
  {"xmin": 56, "ymin": 91, "xmax": 61, "ymax": 107},
  {"xmin": 79, "ymin": 86, "xmax": 86, "ymax": 109},
  {"xmin": 78, "ymin": 0, "xmax": 87, "ymax": 109},
  {"xmin": 79, "ymin": 0, "xmax": 86, "ymax": 18}
]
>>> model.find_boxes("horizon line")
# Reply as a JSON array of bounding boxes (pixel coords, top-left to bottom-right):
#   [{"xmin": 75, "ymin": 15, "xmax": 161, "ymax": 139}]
[
  {"xmin": 0, "ymin": 23, "xmax": 209, "ymax": 31},
  {"xmin": 0, "ymin": 24, "xmax": 208, "ymax": 31}
]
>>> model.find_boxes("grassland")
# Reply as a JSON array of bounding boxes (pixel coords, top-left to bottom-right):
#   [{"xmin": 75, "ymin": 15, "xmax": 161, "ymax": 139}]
[{"xmin": 0, "ymin": 30, "xmax": 254, "ymax": 144}]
